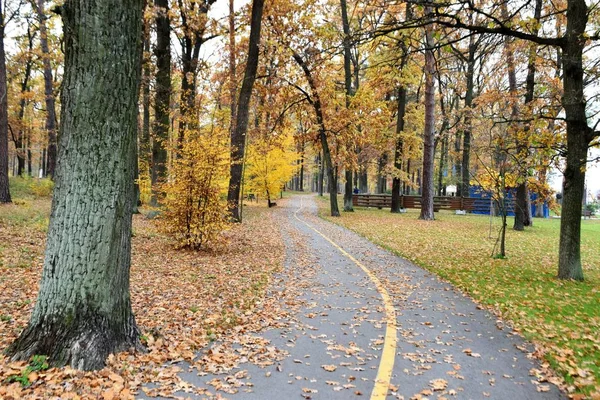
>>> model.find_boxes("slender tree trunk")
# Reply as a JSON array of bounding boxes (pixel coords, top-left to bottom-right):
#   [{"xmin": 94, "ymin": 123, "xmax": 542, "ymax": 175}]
[
  {"xmin": 359, "ymin": 168, "xmax": 367, "ymax": 193},
  {"xmin": 0, "ymin": 5, "xmax": 10, "ymax": 203},
  {"xmin": 420, "ymin": 21, "xmax": 436, "ymax": 220},
  {"xmin": 436, "ymin": 71, "xmax": 450, "ymax": 197},
  {"xmin": 177, "ymin": 1, "xmax": 215, "ymax": 148},
  {"xmin": 14, "ymin": 26, "xmax": 35, "ymax": 177},
  {"xmin": 6, "ymin": 0, "xmax": 144, "ymax": 369},
  {"xmin": 140, "ymin": 28, "xmax": 151, "ymax": 170},
  {"xmin": 391, "ymin": 51, "xmax": 410, "ymax": 210},
  {"xmin": 32, "ymin": 0, "xmax": 58, "ymax": 179},
  {"xmin": 26, "ymin": 136, "xmax": 32, "ymax": 176},
  {"xmin": 151, "ymin": 0, "xmax": 171, "ymax": 206},
  {"xmin": 504, "ymin": 30, "xmax": 526, "ymax": 231},
  {"xmin": 318, "ymin": 151, "xmax": 324, "ymax": 196},
  {"xmin": 227, "ymin": 0, "xmax": 264, "ymax": 221},
  {"xmin": 376, "ymin": 153, "xmax": 388, "ymax": 193},
  {"xmin": 341, "ymin": 0, "xmax": 354, "ymax": 212},
  {"xmin": 515, "ymin": 0, "xmax": 542, "ymax": 229},
  {"xmin": 460, "ymin": 35, "xmax": 476, "ymax": 198},
  {"xmin": 299, "ymin": 140, "xmax": 304, "ymax": 191},
  {"xmin": 454, "ymin": 132, "xmax": 462, "ymax": 196},
  {"xmin": 228, "ymin": 0, "xmax": 237, "ymax": 135}
]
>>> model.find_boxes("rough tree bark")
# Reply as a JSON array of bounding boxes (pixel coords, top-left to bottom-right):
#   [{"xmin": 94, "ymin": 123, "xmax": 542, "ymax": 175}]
[
  {"xmin": 557, "ymin": 0, "xmax": 591, "ymax": 280},
  {"xmin": 6, "ymin": 0, "xmax": 144, "ymax": 369},
  {"xmin": 227, "ymin": 0, "xmax": 264, "ymax": 221},
  {"xmin": 32, "ymin": 0, "xmax": 58, "ymax": 179},
  {"xmin": 419, "ymin": 19, "xmax": 436, "ymax": 220},
  {"xmin": 0, "ymin": 4, "xmax": 11, "ymax": 203},
  {"xmin": 151, "ymin": 0, "xmax": 171, "ymax": 206}
]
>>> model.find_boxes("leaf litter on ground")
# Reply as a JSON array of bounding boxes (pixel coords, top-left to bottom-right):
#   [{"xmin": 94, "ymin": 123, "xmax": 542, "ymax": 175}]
[{"xmin": 0, "ymin": 201, "xmax": 290, "ymax": 398}]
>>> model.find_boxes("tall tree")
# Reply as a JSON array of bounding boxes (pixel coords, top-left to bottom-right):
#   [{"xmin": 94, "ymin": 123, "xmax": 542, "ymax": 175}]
[
  {"xmin": 151, "ymin": 0, "xmax": 171, "ymax": 206},
  {"xmin": 227, "ymin": 0, "xmax": 265, "ymax": 221},
  {"xmin": 391, "ymin": 4, "xmax": 412, "ymax": 213},
  {"xmin": 514, "ymin": 0, "xmax": 542, "ymax": 230},
  {"xmin": 31, "ymin": 0, "xmax": 58, "ymax": 178},
  {"xmin": 6, "ymin": 0, "xmax": 144, "ymax": 369},
  {"xmin": 0, "ymin": 1, "xmax": 11, "ymax": 203},
  {"xmin": 292, "ymin": 51, "xmax": 340, "ymax": 216},
  {"xmin": 175, "ymin": 0, "xmax": 217, "ymax": 146},
  {"xmin": 424, "ymin": 0, "xmax": 598, "ymax": 279},
  {"xmin": 419, "ymin": 10, "xmax": 436, "ymax": 220},
  {"xmin": 13, "ymin": 22, "xmax": 35, "ymax": 177},
  {"xmin": 228, "ymin": 0, "xmax": 237, "ymax": 135},
  {"xmin": 341, "ymin": 0, "xmax": 354, "ymax": 212}
]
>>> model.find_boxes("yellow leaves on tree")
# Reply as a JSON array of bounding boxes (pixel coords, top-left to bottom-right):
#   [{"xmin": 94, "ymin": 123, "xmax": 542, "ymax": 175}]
[
  {"xmin": 159, "ymin": 124, "xmax": 231, "ymax": 250},
  {"xmin": 245, "ymin": 131, "xmax": 298, "ymax": 205}
]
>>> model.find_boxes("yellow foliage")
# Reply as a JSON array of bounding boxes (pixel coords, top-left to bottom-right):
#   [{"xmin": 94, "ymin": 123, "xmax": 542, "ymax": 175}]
[
  {"xmin": 159, "ymin": 125, "xmax": 231, "ymax": 250},
  {"xmin": 245, "ymin": 131, "xmax": 298, "ymax": 203},
  {"xmin": 137, "ymin": 159, "xmax": 152, "ymax": 205}
]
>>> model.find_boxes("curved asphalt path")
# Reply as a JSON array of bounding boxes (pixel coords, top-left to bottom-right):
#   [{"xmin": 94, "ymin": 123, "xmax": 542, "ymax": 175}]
[{"xmin": 144, "ymin": 194, "xmax": 565, "ymax": 399}]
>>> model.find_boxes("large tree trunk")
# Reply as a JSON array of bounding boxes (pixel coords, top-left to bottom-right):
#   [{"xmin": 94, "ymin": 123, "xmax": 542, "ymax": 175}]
[
  {"xmin": 33, "ymin": 0, "xmax": 58, "ymax": 179},
  {"xmin": 6, "ymin": 0, "xmax": 144, "ymax": 369},
  {"xmin": 151, "ymin": 0, "xmax": 171, "ymax": 206},
  {"xmin": 0, "ymin": 5, "xmax": 10, "ymax": 203},
  {"xmin": 419, "ymin": 22, "xmax": 435, "ymax": 220},
  {"xmin": 557, "ymin": 0, "xmax": 591, "ymax": 280},
  {"xmin": 227, "ymin": 0, "xmax": 264, "ymax": 221}
]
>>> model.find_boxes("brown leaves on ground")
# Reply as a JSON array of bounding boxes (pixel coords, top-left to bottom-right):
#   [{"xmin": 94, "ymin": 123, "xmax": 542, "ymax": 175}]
[{"xmin": 0, "ymin": 202, "xmax": 287, "ymax": 398}]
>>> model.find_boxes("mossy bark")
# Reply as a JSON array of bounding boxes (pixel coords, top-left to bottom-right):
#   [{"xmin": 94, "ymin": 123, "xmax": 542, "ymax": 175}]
[{"xmin": 6, "ymin": 0, "xmax": 144, "ymax": 369}]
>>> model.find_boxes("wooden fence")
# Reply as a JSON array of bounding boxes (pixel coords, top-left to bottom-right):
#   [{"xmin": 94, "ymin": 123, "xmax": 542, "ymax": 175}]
[{"xmin": 352, "ymin": 194, "xmax": 515, "ymax": 213}]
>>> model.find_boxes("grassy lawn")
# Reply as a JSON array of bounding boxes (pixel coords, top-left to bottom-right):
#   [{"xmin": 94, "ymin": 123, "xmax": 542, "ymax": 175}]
[{"xmin": 317, "ymin": 196, "xmax": 600, "ymax": 396}]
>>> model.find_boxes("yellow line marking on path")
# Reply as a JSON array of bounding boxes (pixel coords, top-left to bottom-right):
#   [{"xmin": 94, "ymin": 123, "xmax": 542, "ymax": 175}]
[{"xmin": 294, "ymin": 197, "xmax": 397, "ymax": 400}]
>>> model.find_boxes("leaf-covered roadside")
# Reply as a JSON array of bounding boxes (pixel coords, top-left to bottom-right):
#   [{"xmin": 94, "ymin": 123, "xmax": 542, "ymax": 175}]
[
  {"xmin": 0, "ymin": 201, "xmax": 287, "ymax": 398},
  {"xmin": 319, "ymin": 201, "xmax": 600, "ymax": 398}
]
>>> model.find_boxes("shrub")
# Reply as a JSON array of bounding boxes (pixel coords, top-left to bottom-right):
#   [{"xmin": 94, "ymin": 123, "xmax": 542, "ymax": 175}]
[{"xmin": 158, "ymin": 125, "xmax": 230, "ymax": 250}]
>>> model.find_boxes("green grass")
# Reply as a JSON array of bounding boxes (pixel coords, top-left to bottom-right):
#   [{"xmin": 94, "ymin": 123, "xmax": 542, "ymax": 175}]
[
  {"xmin": 8, "ymin": 176, "xmax": 53, "ymax": 199},
  {"xmin": 0, "ymin": 178, "xmax": 53, "ymax": 232},
  {"xmin": 317, "ymin": 196, "xmax": 600, "ymax": 395}
]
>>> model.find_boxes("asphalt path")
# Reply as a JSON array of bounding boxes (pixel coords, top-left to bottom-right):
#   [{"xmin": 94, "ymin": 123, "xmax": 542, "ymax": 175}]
[{"xmin": 143, "ymin": 194, "xmax": 565, "ymax": 399}]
